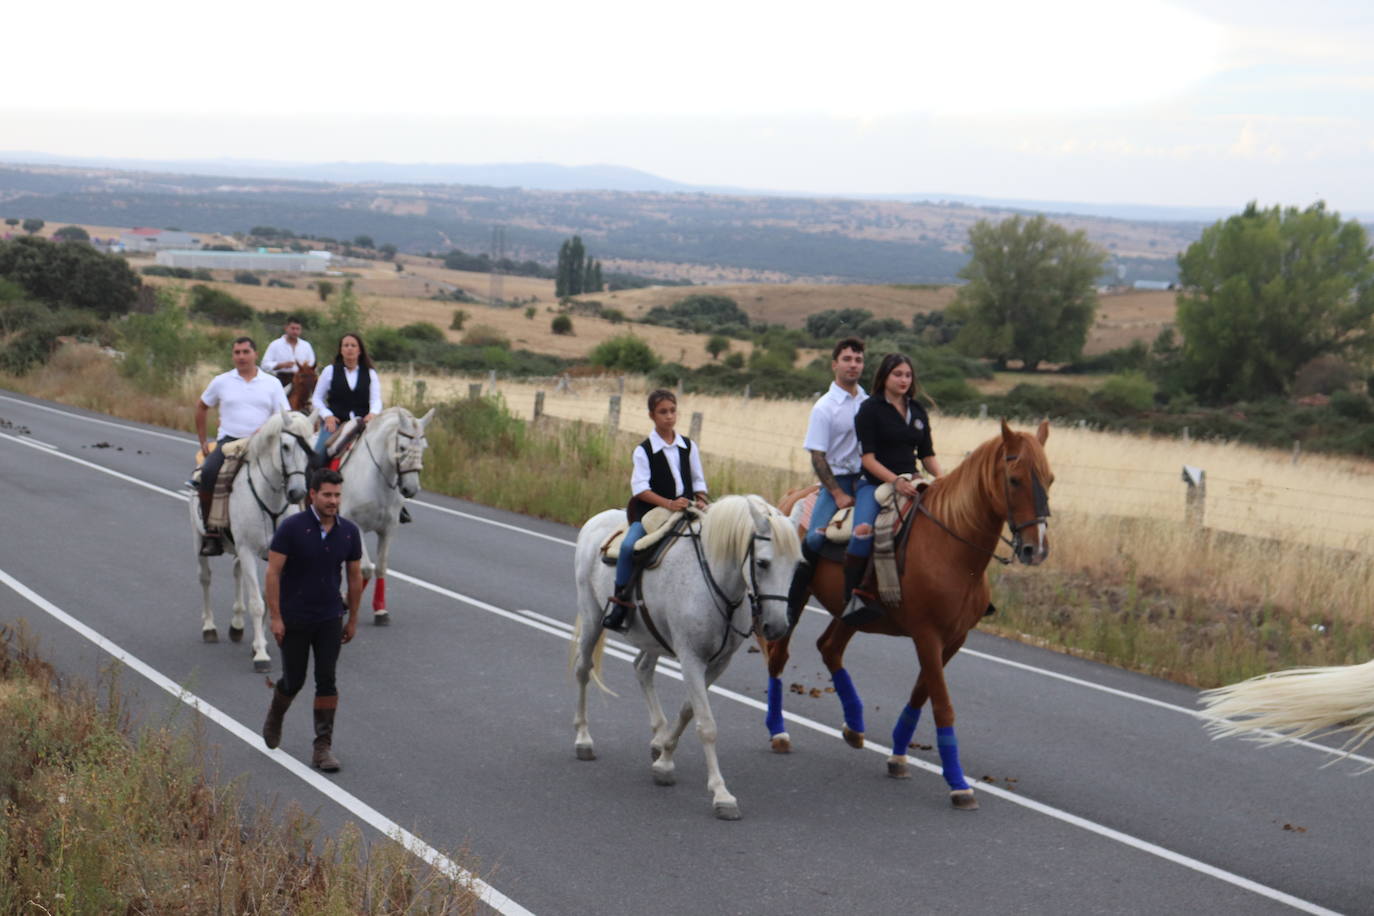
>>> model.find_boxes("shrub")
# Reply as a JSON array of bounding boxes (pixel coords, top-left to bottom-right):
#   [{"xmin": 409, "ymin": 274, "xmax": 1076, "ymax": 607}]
[
  {"xmin": 642, "ymin": 294, "xmax": 750, "ymax": 335},
  {"xmin": 52, "ymin": 225, "xmax": 91, "ymax": 242},
  {"xmin": 524, "ymin": 306, "xmax": 536, "ymax": 320},
  {"xmin": 602, "ymin": 307, "xmax": 626, "ymax": 324},
  {"xmin": 462, "ymin": 324, "xmax": 510, "ymax": 349},
  {"xmin": 188, "ymin": 284, "xmax": 253, "ymax": 326},
  {"xmin": 450, "ymin": 309, "xmax": 468, "ymax": 331},
  {"xmin": 0, "ymin": 236, "xmax": 140, "ymax": 316},
  {"xmin": 120, "ymin": 292, "xmax": 212, "ymax": 389},
  {"xmin": 589, "ymin": 334, "xmax": 661, "ymax": 373},
  {"xmin": 266, "ymin": 278, "xmax": 294, "ymax": 288},
  {"xmin": 233, "ymin": 270, "xmax": 262, "ymax": 286},
  {"xmin": 551, "ymin": 314, "xmax": 574, "ymax": 335},
  {"xmin": 367, "ymin": 326, "xmax": 417, "ymax": 363},
  {"xmin": 1292, "ymin": 355, "xmax": 1358, "ymax": 397},
  {"xmin": 723, "ymin": 351, "xmax": 745, "ymax": 370},
  {"xmin": 399, "ymin": 321, "xmax": 445, "ymax": 342},
  {"xmin": 1330, "ymin": 390, "xmax": 1374, "ymax": 421},
  {"xmin": 1096, "ymin": 372, "xmax": 1157, "ymax": 413}
]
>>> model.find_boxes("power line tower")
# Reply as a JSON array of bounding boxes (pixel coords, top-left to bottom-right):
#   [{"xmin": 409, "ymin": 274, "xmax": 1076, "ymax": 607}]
[{"xmin": 488, "ymin": 226, "xmax": 506, "ymax": 305}]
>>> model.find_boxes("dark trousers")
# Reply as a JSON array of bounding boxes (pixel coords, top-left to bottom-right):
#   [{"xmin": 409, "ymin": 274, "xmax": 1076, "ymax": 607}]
[
  {"xmin": 198, "ymin": 435, "xmax": 235, "ymax": 495},
  {"xmin": 277, "ymin": 617, "xmax": 343, "ymax": 698}
]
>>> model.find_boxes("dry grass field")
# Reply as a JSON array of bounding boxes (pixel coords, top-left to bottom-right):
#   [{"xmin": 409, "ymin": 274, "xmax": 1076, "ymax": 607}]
[{"xmin": 1088, "ymin": 290, "xmax": 1176, "ymax": 353}]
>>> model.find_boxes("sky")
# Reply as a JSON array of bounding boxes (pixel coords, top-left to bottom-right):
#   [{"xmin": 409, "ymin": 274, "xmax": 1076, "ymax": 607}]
[{"xmin": 3, "ymin": 0, "xmax": 1372, "ymax": 213}]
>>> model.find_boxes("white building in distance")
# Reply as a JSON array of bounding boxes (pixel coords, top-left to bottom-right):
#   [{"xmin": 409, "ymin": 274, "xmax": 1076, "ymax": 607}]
[
  {"xmin": 120, "ymin": 228, "xmax": 204, "ymax": 251},
  {"xmin": 156, "ymin": 249, "xmax": 332, "ymax": 273}
]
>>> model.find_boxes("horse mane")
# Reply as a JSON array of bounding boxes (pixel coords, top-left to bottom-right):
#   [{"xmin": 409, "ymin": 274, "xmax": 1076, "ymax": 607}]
[
  {"xmin": 247, "ymin": 410, "xmax": 312, "ymax": 459},
  {"xmin": 701, "ymin": 495, "xmax": 801, "ymax": 571},
  {"xmin": 922, "ymin": 428, "xmax": 1050, "ymax": 536}
]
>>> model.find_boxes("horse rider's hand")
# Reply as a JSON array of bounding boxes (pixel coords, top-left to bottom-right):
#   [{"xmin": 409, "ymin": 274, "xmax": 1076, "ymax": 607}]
[
  {"xmin": 362, "ymin": 413, "xmax": 376, "ymax": 424},
  {"xmin": 895, "ymin": 478, "xmax": 918, "ymax": 498},
  {"xmin": 270, "ymin": 617, "xmax": 285, "ymax": 645},
  {"xmin": 342, "ymin": 619, "xmax": 357, "ymax": 644},
  {"xmin": 834, "ymin": 490, "xmax": 855, "ymax": 510},
  {"xmin": 324, "ymin": 416, "xmax": 340, "ymax": 433},
  {"xmin": 695, "ymin": 496, "xmax": 709, "ymax": 510},
  {"xmin": 669, "ymin": 496, "xmax": 691, "ymax": 511},
  {"xmin": 201, "ymin": 440, "xmax": 216, "ymax": 455}
]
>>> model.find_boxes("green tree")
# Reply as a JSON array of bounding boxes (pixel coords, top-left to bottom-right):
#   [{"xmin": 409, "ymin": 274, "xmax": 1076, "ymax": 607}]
[
  {"xmin": 0, "ymin": 235, "xmax": 141, "ymax": 317},
  {"xmin": 315, "ymin": 280, "xmax": 335, "ymax": 303},
  {"xmin": 706, "ymin": 334, "xmax": 730, "ymax": 360},
  {"xmin": 3, "ymin": 218, "xmax": 17, "ymax": 229},
  {"xmin": 21, "ymin": 218, "xmax": 44, "ymax": 235},
  {"xmin": 551, "ymin": 314, "xmax": 574, "ymax": 335},
  {"xmin": 1174, "ymin": 201, "xmax": 1374, "ymax": 401},
  {"xmin": 354, "ymin": 235, "xmax": 375, "ymax": 249},
  {"xmin": 949, "ymin": 214, "xmax": 1106, "ymax": 370},
  {"xmin": 379, "ymin": 243, "xmax": 397, "ymax": 260},
  {"xmin": 52, "ymin": 225, "xmax": 90, "ymax": 242},
  {"xmin": 188, "ymin": 285, "xmax": 253, "ymax": 325},
  {"xmin": 556, "ymin": 235, "xmax": 590, "ymax": 297},
  {"xmin": 590, "ymin": 334, "xmax": 660, "ymax": 373}
]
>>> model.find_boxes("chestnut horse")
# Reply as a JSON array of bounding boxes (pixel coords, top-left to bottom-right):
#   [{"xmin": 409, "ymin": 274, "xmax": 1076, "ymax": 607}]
[
  {"xmin": 765, "ymin": 420, "xmax": 1053, "ymax": 810},
  {"xmin": 287, "ymin": 361, "xmax": 317, "ymax": 413}
]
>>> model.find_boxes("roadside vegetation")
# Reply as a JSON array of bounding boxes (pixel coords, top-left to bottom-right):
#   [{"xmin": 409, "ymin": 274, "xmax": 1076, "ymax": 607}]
[{"xmin": 0, "ymin": 625, "xmax": 481, "ymax": 913}]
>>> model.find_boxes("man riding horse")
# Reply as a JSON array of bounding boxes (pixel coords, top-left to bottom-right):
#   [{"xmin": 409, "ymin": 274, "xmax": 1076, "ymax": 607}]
[
  {"xmin": 262, "ymin": 318, "xmax": 316, "ymax": 391},
  {"xmin": 194, "ymin": 336, "xmax": 291, "ymax": 556}
]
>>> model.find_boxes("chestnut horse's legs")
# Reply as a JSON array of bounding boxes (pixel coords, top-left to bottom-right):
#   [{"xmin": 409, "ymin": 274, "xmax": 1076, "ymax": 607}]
[
  {"xmin": 889, "ymin": 635, "xmax": 967, "ymax": 779},
  {"xmin": 913, "ymin": 630, "xmax": 976, "ymax": 807},
  {"xmin": 817, "ymin": 619, "xmax": 864, "ymax": 747},
  {"xmin": 763, "ymin": 631, "xmax": 793, "ymax": 747}
]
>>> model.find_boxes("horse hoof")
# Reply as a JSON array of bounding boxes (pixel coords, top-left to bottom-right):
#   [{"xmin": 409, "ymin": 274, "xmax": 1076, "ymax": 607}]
[
  {"xmin": 950, "ymin": 789, "xmax": 979, "ymax": 810},
  {"xmin": 713, "ymin": 801, "xmax": 741, "ymax": 821},
  {"xmin": 652, "ymin": 768, "xmax": 676, "ymax": 787},
  {"xmin": 887, "ymin": 760, "xmax": 911, "ymax": 779},
  {"xmin": 575, "ymin": 745, "xmax": 596, "ymax": 761},
  {"xmin": 202, "ymin": 629, "xmax": 218, "ymax": 643},
  {"xmin": 373, "ymin": 612, "xmax": 391, "ymax": 627},
  {"xmin": 770, "ymin": 733, "xmax": 792, "ymax": 753},
  {"xmin": 253, "ymin": 660, "xmax": 270, "ymax": 674},
  {"xmin": 228, "ymin": 626, "xmax": 244, "ymax": 643},
  {"xmin": 842, "ymin": 726, "xmax": 864, "ymax": 749}
]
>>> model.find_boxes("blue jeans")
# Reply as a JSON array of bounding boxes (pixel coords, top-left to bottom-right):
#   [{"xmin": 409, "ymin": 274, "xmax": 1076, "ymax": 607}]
[
  {"xmin": 804, "ymin": 473, "xmax": 860, "ymax": 554},
  {"xmin": 614, "ymin": 521, "xmax": 647, "ymax": 589},
  {"xmin": 314, "ymin": 424, "xmax": 332, "ymax": 455},
  {"xmin": 847, "ymin": 479, "xmax": 880, "ymax": 558}
]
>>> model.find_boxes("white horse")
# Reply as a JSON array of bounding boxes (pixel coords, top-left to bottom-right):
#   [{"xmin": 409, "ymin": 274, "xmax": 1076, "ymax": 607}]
[
  {"xmin": 571, "ymin": 495, "xmax": 800, "ymax": 820},
  {"xmin": 187, "ymin": 410, "xmax": 315, "ymax": 672},
  {"xmin": 336, "ymin": 406, "xmax": 434, "ymax": 625}
]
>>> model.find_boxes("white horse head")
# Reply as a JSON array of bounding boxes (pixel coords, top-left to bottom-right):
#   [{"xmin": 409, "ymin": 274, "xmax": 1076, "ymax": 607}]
[
  {"xmin": 248, "ymin": 409, "xmax": 313, "ymax": 504},
  {"xmin": 701, "ymin": 495, "xmax": 802, "ymax": 643}
]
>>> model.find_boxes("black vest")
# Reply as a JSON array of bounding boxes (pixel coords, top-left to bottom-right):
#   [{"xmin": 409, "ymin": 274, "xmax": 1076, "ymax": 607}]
[
  {"xmin": 326, "ymin": 363, "xmax": 370, "ymax": 420},
  {"xmin": 627, "ymin": 436, "xmax": 694, "ymax": 523}
]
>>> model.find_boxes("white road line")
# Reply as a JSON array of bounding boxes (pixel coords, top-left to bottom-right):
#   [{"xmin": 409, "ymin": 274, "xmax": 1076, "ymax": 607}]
[
  {"xmin": 0, "ymin": 567, "xmax": 533, "ymax": 916},
  {"xmin": 0, "ymin": 431, "xmax": 187, "ymax": 499},
  {"xmin": 410, "ymin": 499, "xmax": 578, "ymax": 547},
  {"xmin": 0, "ymin": 393, "xmax": 197, "ymax": 444},
  {"xmin": 392, "ymin": 576, "xmax": 1335, "ymax": 915},
  {"xmin": 0, "ymin": 404, "xmax": 1348, "ymax": 914}
]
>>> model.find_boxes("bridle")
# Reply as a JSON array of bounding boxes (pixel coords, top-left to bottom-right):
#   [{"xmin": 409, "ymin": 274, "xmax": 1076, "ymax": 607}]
[
  {"xmin": 361, "ymin": 416, "xmax": 427, "ymax": 490},
  {"xmin": 915, "ymin": 450, "xmax": 1051, "ymax": 566},
  {"xmin": 246, "ymin": 425, "xmax": 312, "ymax": 531}
]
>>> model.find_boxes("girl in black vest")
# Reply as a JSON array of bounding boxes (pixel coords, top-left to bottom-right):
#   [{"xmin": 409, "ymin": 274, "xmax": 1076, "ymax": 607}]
[
  {"xmin": 311, "ymin": 332, "xmax": 383, "ymax": 454},
  {"xmin": 603, "ymin": 389, "xmax": 709, "ymax": 632}
]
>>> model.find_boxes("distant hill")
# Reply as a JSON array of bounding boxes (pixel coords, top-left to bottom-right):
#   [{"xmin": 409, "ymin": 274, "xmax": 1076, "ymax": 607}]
[{"xmin": 0, "ymin": 161, "xmax": 1195, "ymax": 284}]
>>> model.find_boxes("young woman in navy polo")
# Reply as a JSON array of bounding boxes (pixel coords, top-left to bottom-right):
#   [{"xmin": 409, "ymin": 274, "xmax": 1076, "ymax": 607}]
[{"xmin": 602, "ymin": 389, "xmax": 709, "ymax": 632}]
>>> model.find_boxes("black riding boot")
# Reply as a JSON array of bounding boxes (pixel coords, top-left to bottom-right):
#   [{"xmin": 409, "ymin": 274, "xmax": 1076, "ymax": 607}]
[
  {"xmin": 601, "ymin": 583, "xmax": 635, "ymax": 632},
  {"xmin": 840, "ymin": 553, "xmax": 883, "ymax": 627},
  {"xmin": 262, "ymin": 684, "xmax": 295, "ymax": 749},
  {"xmin": 785, "ymin": 543, "xmax": 820, "ymax": 629},
  {"xmin": 198, "ymin": 490, "xmax": 223, "ymax": 557}
]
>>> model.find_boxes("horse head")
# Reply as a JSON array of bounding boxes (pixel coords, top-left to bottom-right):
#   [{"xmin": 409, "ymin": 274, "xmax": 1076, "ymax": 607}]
[
  {"xmin": 999, "ymin": 419, "xmax": 1053, "ymax": 565},
  {"xmin": 394, "ymin": 407, "xmax": 434, "ymax": 498},
  {"xmin": 289, "ymin": 361, "xmax": 318, "ymax": 412},
  {"xmin": 280, "ymin": 408, "xmax": 315, "ymax": 503},
  {"xmin": 743, "ymin": 496, "xmax": 802, "ymax": 642}
]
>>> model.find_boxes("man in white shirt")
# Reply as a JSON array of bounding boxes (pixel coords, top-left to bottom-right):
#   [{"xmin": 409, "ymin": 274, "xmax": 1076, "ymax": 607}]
[
  {"xmin": 786, "ymin": 336, "xmax": 868, "ymax": 626},
  {"xmin": 261, "ymin": 318, "xmax": 316, "ymax": 388},
  {"xmin": 195, "ymin": 336, "xmax": 291, "ymax": 555}
]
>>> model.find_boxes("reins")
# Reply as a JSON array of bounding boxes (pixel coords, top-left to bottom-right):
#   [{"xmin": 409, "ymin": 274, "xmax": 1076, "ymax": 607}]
[
  {"xmin": 245, "ymin": 427, "xmax": 312, "ymax": 532},
  {"xmin": 915, "ymin": 451, "xmax": 1051, "ymax": 566}
]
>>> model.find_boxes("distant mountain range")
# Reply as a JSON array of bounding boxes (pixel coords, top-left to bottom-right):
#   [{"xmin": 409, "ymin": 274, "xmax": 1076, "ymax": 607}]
[{"xmin": 0, "ymin": 151, "xmax": 1244, "ymax": 223}]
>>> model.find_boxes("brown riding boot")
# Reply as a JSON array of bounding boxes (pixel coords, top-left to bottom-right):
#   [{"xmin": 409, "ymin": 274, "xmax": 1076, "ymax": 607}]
[
  {"xmin": 261, "ymin": 684, "xmax": 295, "ymax": 749},
  {"xmin": 198, "ymin": 490, "xmax": 223, "ymax": 556},
  {"xmin": 312, "ymin": 695, "xmax": 341, "ymax": 772}
]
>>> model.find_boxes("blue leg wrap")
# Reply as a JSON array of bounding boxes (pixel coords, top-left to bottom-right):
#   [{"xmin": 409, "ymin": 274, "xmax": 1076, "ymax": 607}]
[
  {"xmin": 766, "ymin": 677, "xmax": 785, "ymax": 736},
  {"xmin": 891, "ymin": 704, "xmax": 922, "ymax": 756},
  {"xmin": 831, "ymin": 668, "xmax": 864, "ymax": 734},
  {"xmin": 936, "ymin": 725, "xmax": 970, "ymax": 791}
]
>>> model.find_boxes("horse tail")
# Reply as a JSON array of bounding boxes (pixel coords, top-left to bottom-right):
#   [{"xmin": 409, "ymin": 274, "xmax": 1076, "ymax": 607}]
[
  {"xmin": 569, "ymin": 614, "xmax": 614, "ymax": 696},
  {"xmin": 1200, "ymin": 660, "xmax": 1374, "ymax": 755}
]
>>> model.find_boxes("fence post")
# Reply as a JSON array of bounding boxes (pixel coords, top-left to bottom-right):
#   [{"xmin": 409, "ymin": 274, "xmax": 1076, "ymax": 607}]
[
  {"xmin": 608, "ymin": 394, "xmax": 621, "ymax": 431},
  {"xmin": 744, "ymin": 384, "xmax": 751, "ymax": 400},
  {"xmin": 534, "ymin": 390, "xmax": 545, "ymax": 420},
  {"xmin": 1182, "ymin": 465, "xmax": 1206, "ymax": 528},
  {"xmin": 689, "ymin": 411, "xmax": 703, "ymax": 444},
  {"xmin": 413, "ymin": 379, "xmax": 426, "ymax": 403},
  {"xmin": 1292, "ymin": 440, "xmax": 1301, "ymax": 465},
  {"xmin": 468, "ymin": 383, "xmax": 482, "ymax": 400},
  {"xmin": 978, "ymin": 403, "xmax": 987, "ymax": 420},
  {"xmin": 1182, "ymin": 426, "xmax": 1189, "ymax": 444},
  {"xmin": 487, "ymin": 369, "xmax": 497, "ymax": 394},
  {"xmin": 618, "ymin": 375, "xmax": 625, "ymax": 395}
]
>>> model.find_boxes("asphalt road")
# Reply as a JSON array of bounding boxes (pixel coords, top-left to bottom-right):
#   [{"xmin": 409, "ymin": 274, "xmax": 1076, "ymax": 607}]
[{"xmin": 1, "ymin": 388, "xmax": 1368, "ymax": 916}]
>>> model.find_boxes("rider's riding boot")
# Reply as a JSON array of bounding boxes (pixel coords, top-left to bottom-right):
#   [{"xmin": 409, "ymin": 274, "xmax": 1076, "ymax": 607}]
[
  {"xmin": 785, "ymin": 543, "xmax": 820, "ymax": 629},
  {"xmin": 262, "ymin": 684, "xmax": 295, "ymax": 749},
  {"xmin": 984, "ymin": 602, "xmax": 997, "ymax": 617},
  {"xmin": 399, "ymin": 505, "xmax": 413, "ymax": 524},
  {"xmin": 312, "ymin": 696, "xmax": 341, "ymax": 772},
  {"xmin": 198, "ymin": 490, "xmax": 223, "ymax": 557},
  {"xmin": 840, "ymin": 553, "xmax": 883, "ymax": 627},
  {"xmin": 601, "ymin": 583, "xmax": 634, "ymax": 633}
]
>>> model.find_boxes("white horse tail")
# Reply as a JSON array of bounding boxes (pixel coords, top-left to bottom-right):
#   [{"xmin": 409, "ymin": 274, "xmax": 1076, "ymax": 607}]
[
  {"xmin": 1201, "ymin": 660, "xmax": 1374, "ymax": 755},
  {"xmin": 570, "ymin": 614, "xmax": 614, "ymax": 696}
]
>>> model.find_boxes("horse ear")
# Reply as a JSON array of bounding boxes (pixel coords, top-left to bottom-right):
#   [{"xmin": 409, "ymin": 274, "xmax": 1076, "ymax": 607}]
[
  {"xmin": 419, "ymin": 407, "xmax": 436, "ymax": 430},
  {"xmin": 1000, "ymin": 418, "xmax": 1014, "ymax": 443},
  {"xmin": 1036, "ymin": 419, "xmax": 1049, "ymax": 444}
]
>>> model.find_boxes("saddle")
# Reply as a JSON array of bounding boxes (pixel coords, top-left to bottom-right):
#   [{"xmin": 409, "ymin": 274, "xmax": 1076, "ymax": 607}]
[
  {"xmin": 326, "ymin": 418, "xmax": 363, "ymax": 465},
  {"xmin": 823, "ymin": 475, "xmax": 928, "ymax": 607},
  {"xmin": 193, "ymin": 439, "xmax": 250, "ymax": 532},
  {"xmin": 599, "ymin": 506, "xmax": 698, "ymax": 568}
]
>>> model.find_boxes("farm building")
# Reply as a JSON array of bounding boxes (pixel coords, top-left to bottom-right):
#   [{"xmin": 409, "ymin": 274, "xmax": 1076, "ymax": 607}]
[
  {"xmin": 120, "ymin": 228, "xmax": 204, "ymax": 251},
  {"xmin": 156, "ymin": 249, "xmax": 332, "ymax": 273}
]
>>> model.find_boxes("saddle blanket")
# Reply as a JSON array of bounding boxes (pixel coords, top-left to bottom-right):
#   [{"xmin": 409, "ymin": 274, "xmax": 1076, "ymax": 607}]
[
  {"xmin": 193, "ymin": 439, "xmax": 249, "ymax": 532},
  {"xmin": 600, "ymin": 505, "xmax": 700, "ymax": 564}
]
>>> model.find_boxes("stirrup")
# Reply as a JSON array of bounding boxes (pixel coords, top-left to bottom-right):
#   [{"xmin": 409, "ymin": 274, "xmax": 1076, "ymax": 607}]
[
  {"xmin": 601, "ymin": 592, "xmax": 634, "ymax": 632},
  {"xmin": 840, "ymin": 591, "xmax": 883, "ymax": 627},
  {"xmin": 399, "ymin": 506, "xmax": 413, "ymax": 524},
  {"xmin": 199, "ymin": 534, "xmax": 224, "ymax": 557}
]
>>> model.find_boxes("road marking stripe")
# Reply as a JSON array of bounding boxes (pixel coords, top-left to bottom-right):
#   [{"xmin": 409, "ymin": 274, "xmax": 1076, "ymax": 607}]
[
  {"xmin": 0, "ymin": 431, "xmax": 188, "ymax": 498},
  {"xmin": 0, "ymin": 567, "xmax": 533, "ymax": 916},
  {"xmin": 0, "ymin": 393, "xmax": 198, "ymax": 444}
]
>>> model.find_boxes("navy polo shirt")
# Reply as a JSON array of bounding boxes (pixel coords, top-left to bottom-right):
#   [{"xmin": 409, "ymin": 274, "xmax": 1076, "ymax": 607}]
[{"xmin": 269, "ymin": 507, "xmax": 363, "ymax": 625}]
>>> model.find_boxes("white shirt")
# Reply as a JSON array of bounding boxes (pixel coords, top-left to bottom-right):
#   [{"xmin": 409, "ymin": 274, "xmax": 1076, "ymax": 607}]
[
  {"xmin": 630, "ymin": 429, "xmax": 708, "ymax": 499},
  {"xmin": 199, "ymin": 368, "xmax": 290, "ymax": 439},
  {"xmin": 802, "ymin": 381, "xmax": 868, "ymax": 475},
  {"xmin": 312, "ymin": 364, "xmax": 383, "ymax": 420},
  {"xmin": 261, "ymin": 335, "xmax": 316, "ymax": 375}
]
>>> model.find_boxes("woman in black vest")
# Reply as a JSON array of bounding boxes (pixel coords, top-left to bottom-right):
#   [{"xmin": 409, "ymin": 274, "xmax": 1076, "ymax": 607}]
[
  {"xmin": 311, "ymin": 332, "xmax": 383, "ymax": 454},
  {"xmin": 603, "ymin": 388, "xmax": 709, "ymax": 632}
]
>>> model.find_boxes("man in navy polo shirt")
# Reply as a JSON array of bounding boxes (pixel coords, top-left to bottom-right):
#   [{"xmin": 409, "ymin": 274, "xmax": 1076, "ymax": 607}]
[{"xmin": 261, "ymin": 468, "xmax": 363, "ymax": 772}]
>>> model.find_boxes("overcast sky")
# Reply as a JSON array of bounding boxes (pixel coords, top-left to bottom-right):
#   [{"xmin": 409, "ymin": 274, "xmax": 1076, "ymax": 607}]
[{"xmin": 3, "ymin": 0, "xmax": 1371, "ymax": 212}]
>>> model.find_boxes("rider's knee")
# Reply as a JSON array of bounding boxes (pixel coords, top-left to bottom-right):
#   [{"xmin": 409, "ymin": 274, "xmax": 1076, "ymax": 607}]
[{"xmin": 853, "ymin": 523, "xmax": 873, "ymax": 537}]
